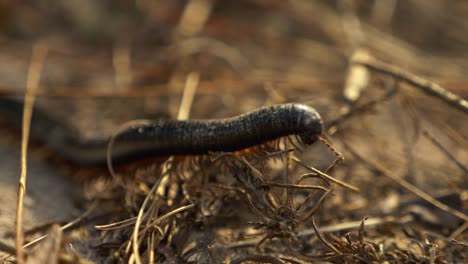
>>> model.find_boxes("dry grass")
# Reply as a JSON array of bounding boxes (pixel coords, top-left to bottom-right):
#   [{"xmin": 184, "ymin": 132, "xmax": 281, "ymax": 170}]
[{"xmin": 0, "ymin": 1, "xmax": 466, "ymax": 263}]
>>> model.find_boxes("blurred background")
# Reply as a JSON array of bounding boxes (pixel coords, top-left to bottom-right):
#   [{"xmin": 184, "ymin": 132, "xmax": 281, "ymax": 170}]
[{"xmin": 0, "ymin": 0, "xmax": 466, "ymax": 263}]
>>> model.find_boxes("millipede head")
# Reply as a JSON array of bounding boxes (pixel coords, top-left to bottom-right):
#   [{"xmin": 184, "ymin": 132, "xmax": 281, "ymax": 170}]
[{"xmin": 295, "ymin": 104, "xmax": 323, "ymax": 145}]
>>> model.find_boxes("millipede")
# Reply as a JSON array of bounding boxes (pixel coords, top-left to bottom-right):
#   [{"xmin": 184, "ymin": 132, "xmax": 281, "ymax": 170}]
[
  {"xmin": 110, "ymin": 103, "xmax": 323, "ymax": 162},
  {"xmin": 0, "ymin": 98, "xmax": 324, "ymax": 167}
]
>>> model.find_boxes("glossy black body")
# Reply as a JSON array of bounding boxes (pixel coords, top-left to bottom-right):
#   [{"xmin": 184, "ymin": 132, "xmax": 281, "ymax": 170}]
[{"xmin": 0, "ymin": 98, "xmax": 323, "ymax": 166}]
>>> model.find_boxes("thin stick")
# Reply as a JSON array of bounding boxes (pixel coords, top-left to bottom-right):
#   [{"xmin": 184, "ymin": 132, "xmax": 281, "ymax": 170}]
[
  {"xmin": 352, "ymin": 54, "xmax": 468, "ymax": 113},
  {"xmin": 344, "ymin": 142, "xmax": 468, "ymax": 222},
  {"xmin": 312, "ymin": 216, "xmax": 339, "ymax": 254},
  {"xmin": 146, "ymin": 203, "xmax": 195, "ymax": 226},
  {"xmin": 318, "ymin": 136, "xmax": 344, "ymax": 174},
  {"xmin": 131, "ymin": 171, "xmax": 165, "ymax": 264},
  {"xmin": 15, "ymin": 43, "xmax": 48, "ymax": 264},
  {"xmin": 95, "ymin": 216, "xmax": 137, "ymax": 230},
  {"xmin": 292, "ymin": 156, "xmax": 359, "ymax": 193},
  {"xmin": 261, "ymin": 181, "xmax": 329, "ymax": 192},
  {"xmin": 148, "ymin": 231, "xmax": 155, "ymax": 264}
]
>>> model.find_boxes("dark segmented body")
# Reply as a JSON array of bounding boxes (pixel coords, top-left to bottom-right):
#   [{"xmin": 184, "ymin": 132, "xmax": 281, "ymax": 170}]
[
  {"xmin": 116, "ymin": 103, "xmax": 323, "ymax": 157},
  {"xmin": 0, "ymin": 97, "xmax": 323, "ymax": 166}
]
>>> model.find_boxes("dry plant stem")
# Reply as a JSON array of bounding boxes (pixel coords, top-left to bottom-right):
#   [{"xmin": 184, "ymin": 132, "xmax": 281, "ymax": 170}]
[
  {"xmin": 262, "ymin": 181, "xmax": 328, "ymax": 192},
  {"xmin": 299, "ymin": 185, "xmax": 333, "ymax": 222},
  {"xmin": 246, "ymin": 198, "xmax": 267, "ymax": 222},
  {"xmin": 312, "ymin": 216, "xmax": 340, "ymax": 254},
  {"xmin": 145, "ymin": 204, "xmax": 195, "ymax": 230},
  {"xmin": 422, "ymin": 130, "xmax": 468, "ymax": 174},
  {"xmin": 147, "ymin": 234, "xmax": 153, "ymax": 264},
  {"xmin": 353, "ymin": 56, "xmax": 468, "ymax": 114},
  {"xmin": 15, "ymin": 43, "xmax": 48, "ymax": 264},
  {"xmin": 292, "ymin": 156, "xmax": 359, "ymax": 192},
  {"xmin": 130, "ymin": 168, "xmax": 166, "ymax": 264},
  {"xmin": 344, "ymin": 142, "xmax": 468, "ymax": 222},
  {"xmin": 95, "ymin": 216, "xmax": 138, "ymax": 230},
  {"xmin": 317, "ymin": 136, "xmax": 344, "ymax": 174},
  {"xmin": 177, "ymin": 72, "xmax": 199, "ymax": 120},
  {"xmin": 126, "ymin": 149, "xmax": 167, "ymax": 262},
  {"xmin": 295, "ymin": 173, "xmax": 331, "ymax": 214},
  {"xmin": 284, "ymin": 151, "xmax": 294, "ymax": 213}
]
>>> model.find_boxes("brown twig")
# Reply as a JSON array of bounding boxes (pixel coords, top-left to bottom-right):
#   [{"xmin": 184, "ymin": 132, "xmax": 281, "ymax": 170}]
[
  {"xmin": 317, "ymin": 136, "xmax": 344, "ymax": 174},
  {"xmin": 261, "ymin": 181, "xmax": 329, "ymax": 192},
  {"xmin": 293, "ymin": 156, "xmax": 359, "ymax": 192},
  {"xmin": 130, "ymin": 168, "xmax": 166, "ymax": 264},
  {"xmin": 312, "ymin": 216, "xmax": 340, "ymax": 254},
  {"xmin": 352, "ymin": 54, "xmax": 468, "ymax": 114}
]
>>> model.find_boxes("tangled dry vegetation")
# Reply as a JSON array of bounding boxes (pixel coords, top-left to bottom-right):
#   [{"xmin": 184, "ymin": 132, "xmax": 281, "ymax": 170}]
[{"xmin": 0, "ymin": 1, "xmax": 466, "ymax": 263}]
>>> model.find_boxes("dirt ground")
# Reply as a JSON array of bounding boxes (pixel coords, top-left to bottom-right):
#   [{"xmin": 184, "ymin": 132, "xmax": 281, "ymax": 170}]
[{"xmin": 0, "ymin": 1, "xmax": 466, "ymax": 263}]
